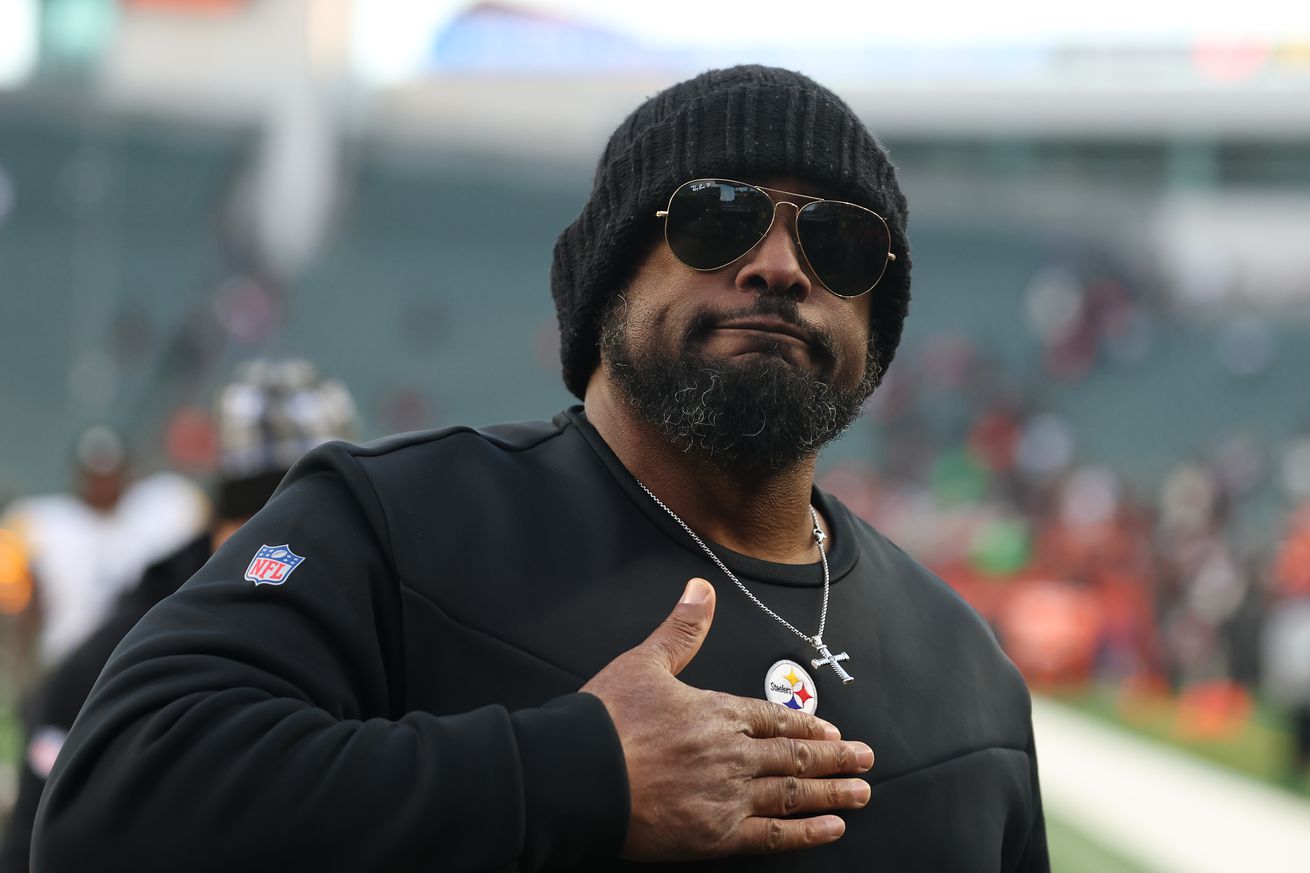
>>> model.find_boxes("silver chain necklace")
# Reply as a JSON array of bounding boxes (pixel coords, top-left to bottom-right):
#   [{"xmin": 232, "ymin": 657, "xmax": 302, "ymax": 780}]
[{"xmin": 637, "ymin": 481, "xmax": 854, "ymax": 684}]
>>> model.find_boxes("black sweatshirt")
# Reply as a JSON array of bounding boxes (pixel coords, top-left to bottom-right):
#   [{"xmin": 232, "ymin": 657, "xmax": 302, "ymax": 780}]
[{"xmin": 33, "ymin": 408, "xmax": 1049, "ymax": 872}]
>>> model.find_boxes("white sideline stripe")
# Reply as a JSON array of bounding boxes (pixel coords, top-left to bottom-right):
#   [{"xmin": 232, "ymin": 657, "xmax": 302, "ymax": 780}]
[{"xmin": 1033, "ymin": 696, "xmax": 1310, "ymax": 873}]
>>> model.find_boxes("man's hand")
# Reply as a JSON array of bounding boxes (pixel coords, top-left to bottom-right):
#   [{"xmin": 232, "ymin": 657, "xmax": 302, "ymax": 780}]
[{"xmin": 581, "ymin": 578, "xmax": 874, "ymax": 861}]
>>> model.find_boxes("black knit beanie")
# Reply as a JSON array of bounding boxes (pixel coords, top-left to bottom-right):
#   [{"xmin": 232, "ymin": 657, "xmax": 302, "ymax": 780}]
[{"xmin": 551, "ymin": 64, "xmax": 911, "ymax": 400}]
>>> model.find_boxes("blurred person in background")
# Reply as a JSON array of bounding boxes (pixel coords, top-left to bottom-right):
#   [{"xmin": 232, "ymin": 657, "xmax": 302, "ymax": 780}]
[
  {"xmin": 1263, "ymin": 502, "xmax": 1310, "ymax": 786},
  {"xmin": 34, "ymin": 66, "xmax": 1046, "ymax": 872},
  {"xmin": 0, "ymin": 425, "xmax": 206, "ymax": 681},
  {"xmin": 0, "ymin": 358, "xmax": 357, "ymax": 872}
]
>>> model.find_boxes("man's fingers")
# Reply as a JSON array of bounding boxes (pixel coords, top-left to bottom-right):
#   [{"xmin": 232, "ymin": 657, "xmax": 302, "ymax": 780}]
[
  {"xmin": 637, "ymin": 578, "xmax": 716, "ymax": 676},
  {"xmin": 753, "ymin": 737, "xmax": 874, "ymax": 777},
  {"xmin": 739, "ymin": 697, "xmax": 841, "ymax": 741},
  {"xmin": 734, "ymin": 815, "xmax": 846, "ymax": 854},
  {"xmin": 750, "ymin": 776, "xmax": 871, "ymax": 817}
]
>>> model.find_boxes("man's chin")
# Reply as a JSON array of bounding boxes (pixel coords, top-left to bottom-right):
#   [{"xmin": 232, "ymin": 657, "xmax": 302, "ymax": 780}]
[
  {"xmin": 616, "ymin": 353, "xmax": 855, "ymax": 471},
  {"xmin": 601, "ymin": 306, "xmax": 872, "ymax": 472}
]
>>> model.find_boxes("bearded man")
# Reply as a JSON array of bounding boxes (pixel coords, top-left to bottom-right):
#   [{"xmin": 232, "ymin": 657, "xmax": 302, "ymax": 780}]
[{"xmin": 33, "ymin": 66, "xmax": 1048, "ymax": 872}]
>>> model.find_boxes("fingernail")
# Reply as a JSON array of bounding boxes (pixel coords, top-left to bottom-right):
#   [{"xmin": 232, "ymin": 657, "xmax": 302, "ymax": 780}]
[
  {"xmin": 817, "ymin": 718, "xmax": 841, "ymax": 740},
  {"xmin": 854, "ymin": 743, "xmax": 874, "ymax": 770},
  {"xmin": 680, "ymin": 578, "xmax": 710, "ymax": 604},
  {"xmin": 851, "ymin": 780, "xmax": 871, "ymax": 805},
  {"xmin": 824, "ymin": 816, "xmax": 846, "ymax": 838}
]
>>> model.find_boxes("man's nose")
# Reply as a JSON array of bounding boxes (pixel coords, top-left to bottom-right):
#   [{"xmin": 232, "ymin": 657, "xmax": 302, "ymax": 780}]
[{"xmin": 733, "ymin": 206, "xmax": 813, "ymax": 301}]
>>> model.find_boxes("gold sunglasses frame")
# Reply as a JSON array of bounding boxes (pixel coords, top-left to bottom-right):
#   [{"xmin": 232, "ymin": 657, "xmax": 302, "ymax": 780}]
[{"xmin": 655, "ymin": 177, "xmax": 897, "ymax": 299}]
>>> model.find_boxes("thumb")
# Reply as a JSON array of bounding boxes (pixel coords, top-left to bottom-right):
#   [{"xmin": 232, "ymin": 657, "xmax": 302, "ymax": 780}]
[{"xmin": 641, "ymin": 578, "xmax": 716, "ymax": 676}]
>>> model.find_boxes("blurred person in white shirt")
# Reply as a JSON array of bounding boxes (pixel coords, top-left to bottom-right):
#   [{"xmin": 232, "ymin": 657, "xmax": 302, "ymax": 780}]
[{"xmin": 0, "ymin": 425, "xmax": 206, "ymax": 677}]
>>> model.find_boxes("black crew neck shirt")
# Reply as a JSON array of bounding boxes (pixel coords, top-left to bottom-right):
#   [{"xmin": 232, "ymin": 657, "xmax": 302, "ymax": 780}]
[{"xmin": 34, "ymin": 408, "xmax": 1048, "ymax": 872}]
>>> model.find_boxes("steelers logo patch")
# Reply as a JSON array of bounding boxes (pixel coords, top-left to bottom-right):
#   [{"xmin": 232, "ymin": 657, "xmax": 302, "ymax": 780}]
[{"xmin": 764, "ymin": 659, "xmax": 819, "ymax": 715}]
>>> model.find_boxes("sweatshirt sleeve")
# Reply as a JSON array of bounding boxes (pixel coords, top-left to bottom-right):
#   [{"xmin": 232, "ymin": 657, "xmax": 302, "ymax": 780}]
[
  {"xmin": 1015, "ymin": 723, "xmax": 1051, "ymax": 872},
  {"xmin": 30, "ymin": 444, "xmax": 630, "ymax": 873}
]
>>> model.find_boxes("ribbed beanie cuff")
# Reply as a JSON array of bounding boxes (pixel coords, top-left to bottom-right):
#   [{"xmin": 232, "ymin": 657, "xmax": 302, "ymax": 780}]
[{"xmin": 551, "ymin": 65, "xmax": 911, "ymax": 399}]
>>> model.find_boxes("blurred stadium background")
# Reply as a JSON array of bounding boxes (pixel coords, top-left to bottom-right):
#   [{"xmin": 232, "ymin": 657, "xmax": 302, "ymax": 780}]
[{"xmin": 2, "ymin": 1, "xmax": 1310, "ymax": 869}]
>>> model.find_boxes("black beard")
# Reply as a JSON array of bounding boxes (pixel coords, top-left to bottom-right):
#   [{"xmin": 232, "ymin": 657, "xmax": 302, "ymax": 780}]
[{"xmin": 600, "ymin": 296, "xmax": 880, "ymax": 473}]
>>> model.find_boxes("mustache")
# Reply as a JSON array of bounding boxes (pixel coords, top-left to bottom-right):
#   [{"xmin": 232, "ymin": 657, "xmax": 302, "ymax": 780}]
[{"xmin": 685, "ymin": 298, "xmax": 839, "ymax": 367}]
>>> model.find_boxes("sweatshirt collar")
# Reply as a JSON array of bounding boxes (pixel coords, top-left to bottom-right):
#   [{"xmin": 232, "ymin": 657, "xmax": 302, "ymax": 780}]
[{"xmin": 558, "ymin": 406, "xmax": 859, "ymax": 589}]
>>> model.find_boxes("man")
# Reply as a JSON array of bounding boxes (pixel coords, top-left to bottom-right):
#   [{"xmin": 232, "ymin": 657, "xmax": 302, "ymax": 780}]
[
  {"xmin": 34, "ymin": 66, "xmax": 1047, "ymax": 871},
  {"xmin": 1, "ymin": 425, "xmax": 206, "ymax": 677},
  {"xmin": 1, "ymin": 359, "xmax": 357, "ymax": 872}
]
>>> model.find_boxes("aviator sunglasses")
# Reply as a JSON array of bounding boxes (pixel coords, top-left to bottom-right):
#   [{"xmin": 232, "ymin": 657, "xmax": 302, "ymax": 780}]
[{"xmin": 655, "ymin": 178, "xmax": 897, "ymax": 298}]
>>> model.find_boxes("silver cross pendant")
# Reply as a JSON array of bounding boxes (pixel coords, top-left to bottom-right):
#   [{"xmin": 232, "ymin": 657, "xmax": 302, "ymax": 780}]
[{"xmin": 810, "ymin": 635, "xmax": 853, "ymax": 685}]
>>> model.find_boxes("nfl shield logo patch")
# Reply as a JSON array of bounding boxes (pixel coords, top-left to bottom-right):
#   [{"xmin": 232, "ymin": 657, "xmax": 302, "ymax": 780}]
[{"xmin": 245, "ymin": 544, "xmax": 305, "ymax": 587}]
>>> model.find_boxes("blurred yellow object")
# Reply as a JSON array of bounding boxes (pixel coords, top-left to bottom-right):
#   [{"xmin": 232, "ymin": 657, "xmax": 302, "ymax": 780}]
[
  {"xmin": 1275, "ymin": 41, "xmax": 1310, "ymax": 70},
  {"xmin": 0, "ymin": 527, "xmax": 34, "ymax": 614}
]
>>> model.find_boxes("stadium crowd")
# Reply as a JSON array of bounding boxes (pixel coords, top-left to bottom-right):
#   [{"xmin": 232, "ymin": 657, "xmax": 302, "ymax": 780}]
[{"xmin": 820, "ymin": 326, "xmax": 1310, "ymax": 785}]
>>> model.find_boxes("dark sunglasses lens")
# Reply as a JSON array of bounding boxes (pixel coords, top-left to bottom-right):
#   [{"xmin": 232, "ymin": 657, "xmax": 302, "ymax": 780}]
[
  {"xmin": 797, "ymin": 202, "xmax": 891, "ymax": 297},
  {"xmin": 665, "ymin": 181, "xmax": 773, "ymax": 270}
]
